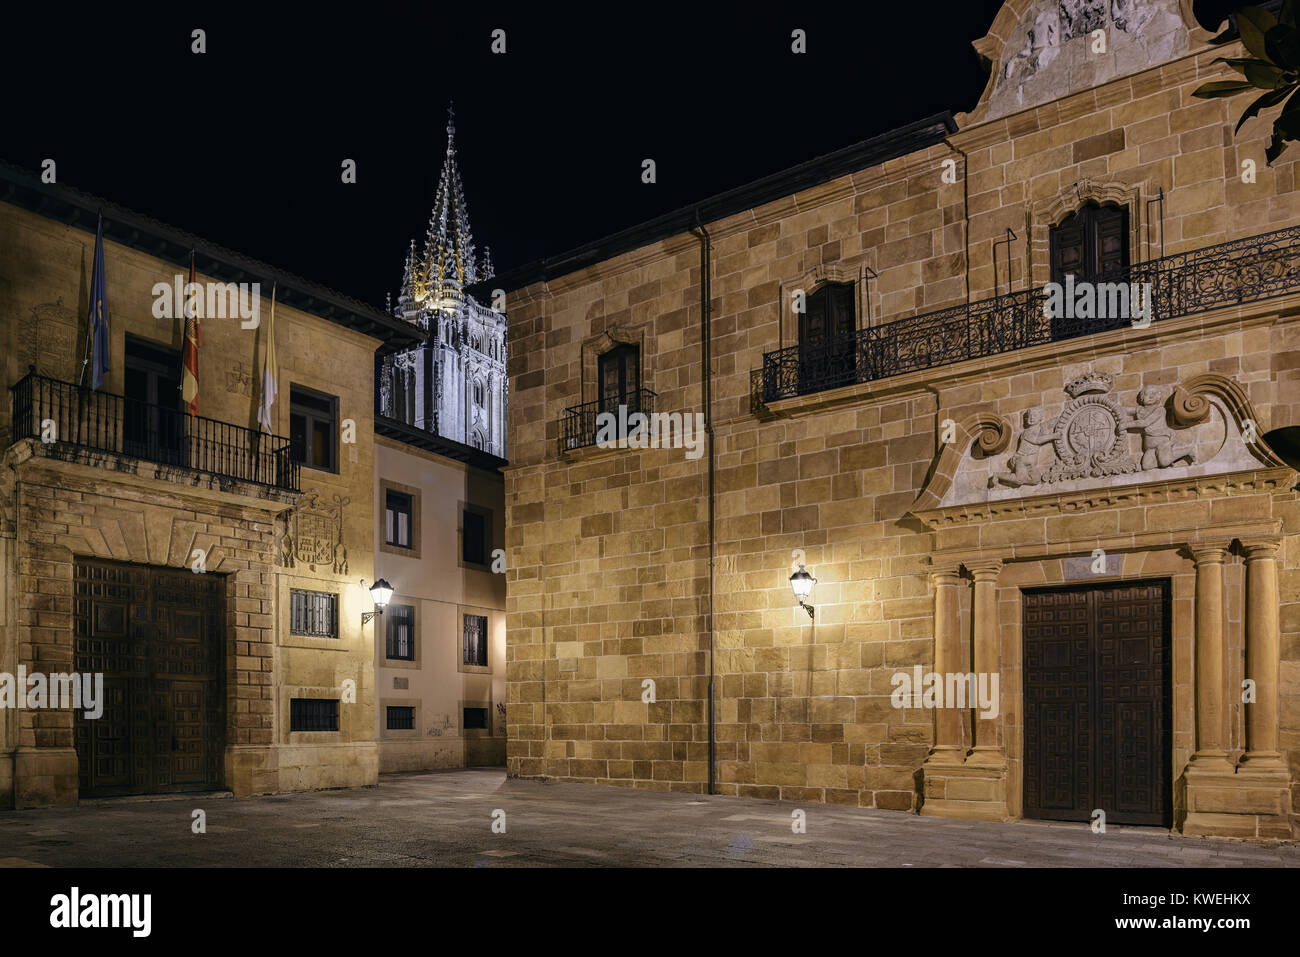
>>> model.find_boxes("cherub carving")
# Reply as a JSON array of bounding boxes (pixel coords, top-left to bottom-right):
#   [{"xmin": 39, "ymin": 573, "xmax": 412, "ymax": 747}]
[
  {"xmin": 1123, "ymin": 386, "xmax": 1196, "ymax": 470},
  {"xmin": 989, "ymin": 407, "xmax": 1058, "ymax": 488}
]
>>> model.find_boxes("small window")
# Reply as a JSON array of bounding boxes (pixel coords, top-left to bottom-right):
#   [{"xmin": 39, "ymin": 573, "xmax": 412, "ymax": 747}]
[
  {"xmin": 462, "ymin": 508, "xmax": 488, "ymax": 565},
  {"xmin": 385, "ymin": 490, "xmax": 413, "ymax": 548},
  {"xmin": 290, "ymin": 698, "xmax": 339, "ymax": 732},
  {"xmin": 290, "ymin": 589, "xmax": 338, "ymax": 638},
  {"xmin": 473, "ymin": 380, "xmax": 484, "ymax": 407},
  {"xmin": 598, "ymin": 344, "xmax": 640, "ymax": 411},
  {"xmin": 463, "ymin": 614, "xmax": 488, "ymax": 667},
  {"xmin": 386, "ymin": 706, "xmax": 415, "ymax": 731},
  {"xmin": 463, "ymin": 707, "xmax": 488, "ymax": 730},
  {"xmin": 386, "ymin": 604, "xmax": 415, "ymax": 660},
  {"xmin": 289, "ymin": 385, "xmax": 338, "ymax": 472}
]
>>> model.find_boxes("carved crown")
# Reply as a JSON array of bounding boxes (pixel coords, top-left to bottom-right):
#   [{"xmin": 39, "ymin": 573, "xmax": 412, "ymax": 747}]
[{"xmin": 1064, "ymin": 371, "xmax": 1114, "ymax": 398}]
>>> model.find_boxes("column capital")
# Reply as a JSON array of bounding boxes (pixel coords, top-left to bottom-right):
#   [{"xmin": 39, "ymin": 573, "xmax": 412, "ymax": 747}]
[
  {"xmin": 1241, "ymin": 538, "xmax": 1281, "ymax": 561},
  {"xmin": 928, "ymin": 562, "xmax": 963, "ymax": 584},
  {"xmin": 963, "ymin": 558, "xmax": 1003, "ymax": 583},
  {"xmin": 1189, "ymin": 541, "xmax": 1232, "ymax": 565}
]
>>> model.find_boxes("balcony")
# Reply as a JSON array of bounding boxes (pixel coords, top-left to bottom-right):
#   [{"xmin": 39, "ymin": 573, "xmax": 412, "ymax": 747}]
[
  {"xmin": 9, "ymin": 369, "xmax": 300, "ymax": 492},
  {"xmin": 561, "ymin": 388, "xmax": 657, "ymax": 453},
  {"xmin": 760, "ymin": 224, "xmax": 1300, "ymax": 405}
]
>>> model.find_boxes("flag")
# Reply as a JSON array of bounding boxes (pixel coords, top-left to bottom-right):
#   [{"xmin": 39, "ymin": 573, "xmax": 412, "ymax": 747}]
[
  {"xmin": 88, "ymin": 214, "xmax": 110, "ymax": 390},
  {"xmin": 181, "ymin": 251, "xmax": 201, "ymax": 414},
  {"xmin": 258, "ymin": 282, "xmax": 278, "ymax": 433}
]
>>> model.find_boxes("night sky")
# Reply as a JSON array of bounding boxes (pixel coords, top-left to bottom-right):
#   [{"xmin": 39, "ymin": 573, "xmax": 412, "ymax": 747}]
[{"xmin": 2, "ymin": 2, "xmax": 1242, "ymax": 306}]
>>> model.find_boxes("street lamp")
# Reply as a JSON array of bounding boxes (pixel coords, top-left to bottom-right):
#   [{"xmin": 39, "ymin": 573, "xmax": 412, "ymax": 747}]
[
  {"xmin": 360, "ymin": 578, "xmax": 393, "ymax": 626},
  {"xmin": 789, "ymin": 564, "xmax": 816, "ymax": 620}
]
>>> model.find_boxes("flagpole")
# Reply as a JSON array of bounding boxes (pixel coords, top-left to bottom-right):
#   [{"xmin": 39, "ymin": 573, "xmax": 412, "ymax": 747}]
[{"xmin": 78, "ymin": 211, "xmax": 103, "ymax": 389}]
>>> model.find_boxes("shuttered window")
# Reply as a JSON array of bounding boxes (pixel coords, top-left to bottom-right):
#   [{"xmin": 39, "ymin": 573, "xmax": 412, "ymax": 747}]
[{"xmin": 1050, "ymin": 203, "xmax": 1129, "ymax": 285}]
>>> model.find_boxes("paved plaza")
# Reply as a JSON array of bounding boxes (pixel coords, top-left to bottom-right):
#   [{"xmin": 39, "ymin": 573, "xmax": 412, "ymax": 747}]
[{"xmin": 0, "ymin": 769, "xmax": 1294, "ymax": 868}]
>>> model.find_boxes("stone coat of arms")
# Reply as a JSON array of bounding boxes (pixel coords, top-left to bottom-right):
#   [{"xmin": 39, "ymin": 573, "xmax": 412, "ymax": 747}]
[
  {"xmin": 282, "ymin": 490, "xmax": 350, "ymax": 574},
  {"xmin": 990, "ymin": 372, "xmax": 1197, "ymax": 489}
]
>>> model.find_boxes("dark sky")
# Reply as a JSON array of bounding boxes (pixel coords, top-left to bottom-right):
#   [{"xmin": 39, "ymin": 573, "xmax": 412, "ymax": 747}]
[{"xmin": 0, "ymin": 2, "xmax": 1239, "ymax": 306}]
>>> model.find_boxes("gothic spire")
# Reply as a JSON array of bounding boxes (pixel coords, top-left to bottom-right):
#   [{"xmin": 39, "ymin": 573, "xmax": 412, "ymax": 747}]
[
  {"xmin": 422, "ymin": 102, "xmax": 478, "ymax": 311},
  {"xmin": 396, "ymin": 238, "xmax": 419, "ymax": 319}
]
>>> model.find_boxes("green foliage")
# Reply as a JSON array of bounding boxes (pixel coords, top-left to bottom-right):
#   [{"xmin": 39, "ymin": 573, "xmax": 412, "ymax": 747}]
[{"xmin": 1192, "ymin": 1, "xmax": 1300, "ymax": 163}]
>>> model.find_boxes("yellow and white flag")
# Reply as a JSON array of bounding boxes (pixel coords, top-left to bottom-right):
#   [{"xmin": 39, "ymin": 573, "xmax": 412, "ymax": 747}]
[{"xmin": 257, "ymin": 283, "xmax": 278, "ymax": 432}]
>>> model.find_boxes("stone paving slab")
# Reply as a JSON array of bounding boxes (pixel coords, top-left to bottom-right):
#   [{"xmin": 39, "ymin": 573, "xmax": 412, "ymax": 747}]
[{"xmin": 0, "ymin": 769, "xmax": 1293, "ymax": 867}]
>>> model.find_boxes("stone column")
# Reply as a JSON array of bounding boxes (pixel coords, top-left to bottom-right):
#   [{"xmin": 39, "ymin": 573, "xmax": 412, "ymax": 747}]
[
  {"xmin": 1240, "ymin": 540, "xmax": 1284, "ymax": 768},
  {"xmin": 964, "ymin": 559, "xmax": 1004, "ymax": 767},
  {"xmin": 926, "ymin": 564, "xmax": 964, "ymax": 765},
  {"xmin": 1189, "ymin": 543, "xmax": 1233, "ymax": 769}
]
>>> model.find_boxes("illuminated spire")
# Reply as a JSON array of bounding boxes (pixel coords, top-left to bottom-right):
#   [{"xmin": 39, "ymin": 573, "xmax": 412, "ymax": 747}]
[{"xmin": 422, "ymin": 101, "xmax": 479, "ymax": 311}]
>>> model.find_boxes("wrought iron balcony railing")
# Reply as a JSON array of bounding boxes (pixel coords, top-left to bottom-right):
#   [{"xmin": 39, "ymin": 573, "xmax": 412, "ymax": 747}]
[
  {"xmin": 760, "ymin": 223, "xmax": 1300, "ymax": 404},
  {"xmin": 561, "ymin": 388, "xmax": 657, "ymax": 452},
  {"xmin": 9, "ymin": 369, "xmax": 300, "ymax": 492}
]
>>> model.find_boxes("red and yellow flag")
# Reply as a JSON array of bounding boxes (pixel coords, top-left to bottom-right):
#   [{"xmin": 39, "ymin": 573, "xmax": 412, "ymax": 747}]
[{"xmin": 181, "ymin": 251, "xmax": 201, "ymax": 414}]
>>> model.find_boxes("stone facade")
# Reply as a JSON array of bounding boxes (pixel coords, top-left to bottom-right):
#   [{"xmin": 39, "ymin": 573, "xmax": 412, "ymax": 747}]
[
  {"xmin": 0, "ymin": 181, "xmax": 412, "ymax": 807},
  {"xmin": 498, "ymin": 0, "xmax": 1300, "ymax": 838}
]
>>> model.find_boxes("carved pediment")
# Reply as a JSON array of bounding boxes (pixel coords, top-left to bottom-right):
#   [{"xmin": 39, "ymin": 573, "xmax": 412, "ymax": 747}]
[{"xmin": 912, "ymin": 372, "xmax": 1294, "ymax": 523}]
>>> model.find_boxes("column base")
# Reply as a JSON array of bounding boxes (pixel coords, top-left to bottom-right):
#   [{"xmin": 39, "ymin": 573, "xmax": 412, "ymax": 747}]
[
  {"xmin": 921, "ymin": 761, "xmax": 1008, "ymax": 822},
  {"xmin": 1182, "ymin": 764, "xmax": 1293, "ymax": 840}
]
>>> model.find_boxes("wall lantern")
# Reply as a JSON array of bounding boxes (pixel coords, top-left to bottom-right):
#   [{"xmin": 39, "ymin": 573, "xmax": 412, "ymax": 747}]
[
  {"xmin": 360, "ymin": 578, "xmax": 393, "ymax": 626},
  {"xmin": 789, "ymin": 564, "xmax": 816, "ymax": 620}
]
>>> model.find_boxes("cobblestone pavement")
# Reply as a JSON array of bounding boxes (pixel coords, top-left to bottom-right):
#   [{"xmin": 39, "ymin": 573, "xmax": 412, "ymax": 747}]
[{"xmin": 0, "ymin": 769, "xmax": 1294, "ymax": 867}]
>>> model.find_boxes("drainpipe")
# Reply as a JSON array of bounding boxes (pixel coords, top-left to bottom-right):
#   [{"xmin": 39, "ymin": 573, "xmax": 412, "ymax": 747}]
[
  {"xmin": 943, "ymin": 137, "xmax": 971, "ymax": 305},
  {"xmin": 692, "ymin": 215, "xmax": 716, "ymax": 796}
]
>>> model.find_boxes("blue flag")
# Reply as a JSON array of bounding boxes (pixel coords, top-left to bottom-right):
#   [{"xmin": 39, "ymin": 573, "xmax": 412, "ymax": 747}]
[{"xmin": 89, "ymin": 214, "xmax": 109, "ymax": 389}]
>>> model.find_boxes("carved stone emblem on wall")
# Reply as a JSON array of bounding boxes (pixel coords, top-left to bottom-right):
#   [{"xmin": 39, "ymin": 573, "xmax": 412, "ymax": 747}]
[
  {"xmin": 988, "ymin": 371, "xmax": 1197, "ymax": 488},
  {"xmin": 225, "ymin": 361, "xmax": 253, "ymax": 397},
  {"xmin": 20, "ymin": 300, "xmax": 79, "ymax": 381},
  {"xmin": 282, "ymin": 490, "xmax": 350, "ymax": 574}
]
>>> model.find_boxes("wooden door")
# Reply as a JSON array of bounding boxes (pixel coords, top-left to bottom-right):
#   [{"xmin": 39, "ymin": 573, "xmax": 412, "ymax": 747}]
[
  {"xmin": 74, "ymin": 560, "xmax": 224, "ymax": 797},
  {"xmin": 1022, "ymin": 580, "xmax": 1170, "ymax": 827}
]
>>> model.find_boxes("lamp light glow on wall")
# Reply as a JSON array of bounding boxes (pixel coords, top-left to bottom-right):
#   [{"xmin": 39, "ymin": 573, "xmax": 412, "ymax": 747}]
[
  {"xmin": 789, "ymin": 564, "xmax": 816, "ymax": 620},
  {"xmin": 360, "ymin": 578, "xmax": 393, "ymax": 626}
]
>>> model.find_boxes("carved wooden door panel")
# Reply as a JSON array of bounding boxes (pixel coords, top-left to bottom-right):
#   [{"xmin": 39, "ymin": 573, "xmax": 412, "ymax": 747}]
[
  {"xmin": 1023, "ymin": 580, "xmax": 1170, "ymax": 827},
  {"xmin": 75, "ymin": 560, "xmax": 224, "ymax": 797}
]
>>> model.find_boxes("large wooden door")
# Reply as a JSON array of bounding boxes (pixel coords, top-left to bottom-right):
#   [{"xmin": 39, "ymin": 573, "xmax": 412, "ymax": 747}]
[
  {"xmin": 1022, "ymin": 580, "xmax": 1170, "ymax": 827},
  {"xmin": 74, "ymin": 559, "xmax": 224, "ymax": 797}
]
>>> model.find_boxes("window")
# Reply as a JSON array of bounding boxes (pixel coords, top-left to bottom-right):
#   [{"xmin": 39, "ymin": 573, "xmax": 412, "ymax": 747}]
[
  {"xmin": 289, "ymin": 385, "xmax": 338, "ymax": 472},
  {"xmin": 463, "ymin": 707, "xmax": 488, "ymax": 730},
  {"xmin": 470, "ymin": 430, "xmax": 485, "ymax": 451},
  {"xmin": 462, "ymin": 508, "xmax": 488, "ymax": 566},
  {"xmin": 385, "ymin": 490, "xmax": 413, "ymax": 548},
  {"xmin": 473, "ymin": 380, "xmax": 484, "ymax": 407},
  {"xmin": 290, "ymin": 589, "xmax": 338, "ymax": 638},
  {"xmin": 386, "ymin": 706, "xmax": 415, "ymax": 730},
  {"xmin": 798, "ymin": 282, "xmax": 856, "ymax": 394},
  {"xmin": 123, "ymin": 336, "xmax": 184, "ymax": 465},
  {"xmin": 598, "ymin": 344, "xmax": 640, "ymax": 413},
  {"xmin": 386, "ymin": 604, "xmax": 415, "ymax": 660},
  {"xmin": 463, "ymin": 614, "xmax": 488, "ymax": 667},
  {"xmin": 1049, "ymin": 202, "xmax": 1130, "ymax": 339},
  {"xmin": 290, "ymin": 698, "xmax": 339, "ymax": 732}
]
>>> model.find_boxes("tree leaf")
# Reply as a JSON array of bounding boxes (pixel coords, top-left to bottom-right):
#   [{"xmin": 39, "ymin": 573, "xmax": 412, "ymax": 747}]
[
  {"xmin": 1282, "ymin": 0, "xmax": 1297, "ymax": 29},
  {"xmin": 1245, "ymin": 60, "xmax": 1289, "ymax": 87},
  {"xmin": 1211, "ymin": 56, "xmax": 1263, "ymax": 69},
  {"xmin": 1236, "ymin": 86, "xmax": 1293, "ymax": 133},
  {"xmin": 1265, "ymin": 23, "xmax": 1300, "ymax": 66},
  {"xmin": 1265, "ymin": 127, "xmax": 1288, "ymax": 164},
  {"xmin": 1238, "ymin": 5, "xmax": 1280, "ymax": 60},
  {"xmin": 1192, "ymin": 79, "xmax": 1255, "ymax": 97}
]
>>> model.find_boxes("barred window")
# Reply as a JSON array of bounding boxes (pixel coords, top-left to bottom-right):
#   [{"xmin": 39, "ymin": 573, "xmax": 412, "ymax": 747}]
[
  {"xmin": 386, "ymin": 706, "xmax": 415, "ymax": 730},
  {"xmin": 290, "ymin": 698, "xmax": 338, "ymax": 732},
  {"xmin": 463, "ymin": 614, "xmax": 488, "ymax": 667},
  {"xmin": 290, "ymin": 589, "xmax": 338, "ymax": 638},
  {"xmin": 386, "ymin": 604, "xmax": 415, "ymax": 661}
]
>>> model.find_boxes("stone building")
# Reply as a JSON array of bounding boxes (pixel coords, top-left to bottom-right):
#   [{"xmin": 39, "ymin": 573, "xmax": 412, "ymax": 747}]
[
  {"xmin": 372, "ymin": 417, "xmax": 507, "ymax": 771},
  {"xmin": 490, "ymin": 0, "xmax": 1300, "ymax": 839},
  {"xmin": 378, "ymin": 111, "xmax": 508, "ymax": 458},
  {"xmin": 0, "ymin": 163, "xmax": 422, "ymax": 807}
]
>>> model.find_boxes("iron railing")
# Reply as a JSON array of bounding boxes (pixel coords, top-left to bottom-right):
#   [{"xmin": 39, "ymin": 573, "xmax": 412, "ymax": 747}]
[
  {"xmin": 561, "ymin": 388, "xmax": 657, "ymax": 452},
  {"xmin": 761, "ymin": 223, "xmax": 1300, "ymax": 403},
  {"xmin": 9, "ymin": 369, "xmax": 299, "ymax": 492}
]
